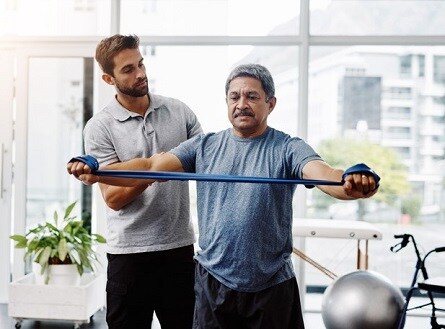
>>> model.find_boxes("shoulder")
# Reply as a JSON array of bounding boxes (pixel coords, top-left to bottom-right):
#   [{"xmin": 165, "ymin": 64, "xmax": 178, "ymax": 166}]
[
  {"xmin": 267, "ymin": 127, "xmax": 305, "ymax": 142},
  {"xmin": 262, "ymin": 127, "xmax": 296, "ymax": 145},
  {"xmin": 200, "ymin": 129, "xmax": 231, "ymax": 143},
  {"xmin": 85, "ymin": 97, "xmax": 129, "ymax": 128},
  {"xmin": 268, "ymin": 127, "xmax": 290, "ymax": 138},
  {"xmin": 174, "ymin": 130, "xmax": 225, "ymax": 150},
  {"xmin": 264, "ymin": 128, "xmax": 318, "ymax": 158},
  {"xmin": 151, "ymin": 94, "xmax": 191, "ymax": 112},
  {"xmin": 151, "ymin": 93, "xmax": 199, "ymax": 122},
  {"xmin": 183, "ymin": 131, "xmax": 219, "ymax": 144}
]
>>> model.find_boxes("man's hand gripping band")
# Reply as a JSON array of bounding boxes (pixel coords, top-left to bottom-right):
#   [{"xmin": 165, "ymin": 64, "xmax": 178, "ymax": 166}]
[
  {"xmin": 69, "ymin": 155, "xmax": 99, "ymax": 172},
  {"xmin": 341, "ymin": 163, "xmax": 380, "ymax": 188}
]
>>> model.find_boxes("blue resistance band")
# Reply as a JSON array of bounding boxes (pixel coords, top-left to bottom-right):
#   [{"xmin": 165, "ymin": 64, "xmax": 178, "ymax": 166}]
[
  {"xmin": 69, "ymin": 155, "xmax": 380, "ymax": 187},
  {"xmin": 93, "ymin": 169, "xmax": 343, "ymax": 186}
]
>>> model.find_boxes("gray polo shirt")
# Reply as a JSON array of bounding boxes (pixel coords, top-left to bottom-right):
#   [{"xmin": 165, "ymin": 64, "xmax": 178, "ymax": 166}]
[{"xmin": 84, "ymin": 93, "xmax": 202, "ymax": 254}]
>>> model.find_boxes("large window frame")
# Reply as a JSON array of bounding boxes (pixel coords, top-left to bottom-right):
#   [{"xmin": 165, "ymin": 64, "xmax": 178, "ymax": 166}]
[{"xmin": 1, "ymin": 0, "xmax": 445, "ymax": 307}]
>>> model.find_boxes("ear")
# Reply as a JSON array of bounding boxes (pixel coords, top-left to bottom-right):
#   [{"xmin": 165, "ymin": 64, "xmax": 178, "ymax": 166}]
[
  {"xmin": 102, "ymin": 73, "xmax": 114, "ymax": 86},
  {"xmin": 267, "ymin": 96, "xmax": 277, "ymax": 113}
]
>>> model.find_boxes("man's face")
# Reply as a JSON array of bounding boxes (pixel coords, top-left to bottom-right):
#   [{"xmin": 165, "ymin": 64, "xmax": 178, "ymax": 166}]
[
  {"xmin": 227, "ymin": 76, "xmax": 275, "ymax": 138},
  {"xmin": 109, "ymin": 48, "xmax": 148, "ymax": 97}
]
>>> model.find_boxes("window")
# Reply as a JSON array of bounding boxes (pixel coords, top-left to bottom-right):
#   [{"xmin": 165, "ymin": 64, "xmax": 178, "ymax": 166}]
[
  {"xmin": 26, "ymin": 57, "xmax": 93, "ymax": 231},
  {"xmin": 434, "ymin": 55, "xmax": 445, "ymax": 84},
  {"xmin": 310, "ymin": 0, "xmax": 445, "ymax": 36},
  {"xmin": 307, "ymin": 45, "xmax": 445, "ymax": 289},
  {"xmin": 0, "ymin": 0, "xmax": 111, "ymax": 36},
  {"xmin": 120, "ymin": 0, "xmax": 300, "ymax": 36},
  {"xmin": 1, "ymin": 0, "xmax": 444, "ymax": 304},
  {"xmin": 418, "ymin": 54, "xmax": 425, "ymax": 77},
  {"xmin": 400, "ymin": 55, "xmax": 412, "ymax": 78}
]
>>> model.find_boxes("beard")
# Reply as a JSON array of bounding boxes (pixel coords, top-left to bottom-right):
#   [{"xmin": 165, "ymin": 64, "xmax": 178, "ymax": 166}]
[{"xmin": 115, "ymin": 78, "xmax": 148, "ymax": 97}]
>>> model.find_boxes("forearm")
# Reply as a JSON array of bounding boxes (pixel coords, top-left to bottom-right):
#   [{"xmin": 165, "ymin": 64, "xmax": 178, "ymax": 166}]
[
  {"xmin": 103, "ymin": 158, "xmax": 151, "ymax": 170},
  {"xmin": 94, "ymin": 158, "xmax": 155, "ymax": 187},
  {"xmin": 99, "ymin": 183, "xmax": 150, "ymax": 210},
  {"xmin": 69, "ymin": 153, "xmax": 185, "ymax": 187},
  {"xmin": 302, "ymin": 160, "xmax": 375, "ymax": 200},
  {"xmin": 99, "ymin": 153, "xmax": 184, "ymax": 183}
]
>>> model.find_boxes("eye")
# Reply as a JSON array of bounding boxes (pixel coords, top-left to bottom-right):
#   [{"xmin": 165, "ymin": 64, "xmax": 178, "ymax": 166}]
[
  {"xmin": 246, "ymin": 93, "xmax": 261, "ymax": 102},
  {"xmin": 122, "ymin": 66, "xmax": 134, "ymax": 74}
]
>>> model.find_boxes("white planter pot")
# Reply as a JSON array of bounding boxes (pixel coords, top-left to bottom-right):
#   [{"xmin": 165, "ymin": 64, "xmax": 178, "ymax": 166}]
[
  {"xmin": 33, "ymin": 263, "xmax": 81, "ymax": 286},
  {"xmin": 9, "ymin": 272, "xmax": 106, "ymax": 327}
]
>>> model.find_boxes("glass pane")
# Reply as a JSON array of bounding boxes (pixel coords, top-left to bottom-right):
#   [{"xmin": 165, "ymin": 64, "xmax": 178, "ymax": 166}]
[
  {"xmin": 310, "ymin": 0, "xmax": 445, "ymax": 36},
  {"xmin": 305, "ymin": 45, "xmax": 445, "ymax": 289},
  {"xmin": 143, "ymin": 45, "xmax": 299, "ymax": 134},
  {"xmin": 121, "ymin": 0, "xmax": 300, "ymax": 36},
  {"xmin": 26, "ymin": 57, "xmax": 92, "ymax": 230},
  {"xmin": 140, "ymin": 45, "xmax": 299, "ymax": 218},
  {"xmin": 0, "ymin": 0, "xmax": 111, "ymax": 36}
]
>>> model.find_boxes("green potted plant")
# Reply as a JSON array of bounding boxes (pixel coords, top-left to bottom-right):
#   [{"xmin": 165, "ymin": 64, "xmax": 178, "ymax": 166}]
[{"xmin": 10, "ymin": 201, "xmax": 106, "ymax": 285}]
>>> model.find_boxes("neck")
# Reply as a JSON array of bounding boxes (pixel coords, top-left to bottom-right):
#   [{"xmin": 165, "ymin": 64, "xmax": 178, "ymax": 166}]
[
  {"xmin": 116, "ymin": 94, "xmax": 149, "ymax": 116},
  {"xmin": 233, "ymin": 125, "xmax": 268, "ymax": 138}
]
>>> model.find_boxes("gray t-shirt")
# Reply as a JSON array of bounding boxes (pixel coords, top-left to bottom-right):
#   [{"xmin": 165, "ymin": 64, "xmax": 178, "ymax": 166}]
[
  {"xmin": 170, "ymin": 127, "xmax": 322, "ymax": 292},
  {"xmin": 84, "ymin": 93, "xmax": 202, "ymax": 254}
]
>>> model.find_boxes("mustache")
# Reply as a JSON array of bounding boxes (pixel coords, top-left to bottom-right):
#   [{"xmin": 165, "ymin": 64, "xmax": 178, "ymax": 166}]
[
  {"xmin": 233, "ymin": 109, "xmax": 254, "ymax": 118},
  {"xmin": 135, "ymin": 77, "xmax": 148, "ymax": 86}
]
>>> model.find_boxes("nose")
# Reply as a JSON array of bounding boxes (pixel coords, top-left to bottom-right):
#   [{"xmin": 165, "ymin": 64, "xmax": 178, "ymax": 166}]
[
  {"xmin": 236, "ymin": 96, "xmax": 249, "ymax": 109},
  {"xmin": 136, "ymin": 66, "xmax": 146, "ymax": 79}
]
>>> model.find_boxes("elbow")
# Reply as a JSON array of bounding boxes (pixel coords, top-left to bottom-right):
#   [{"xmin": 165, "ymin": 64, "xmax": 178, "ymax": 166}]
[
  {"xmin": 103, "ymin": 193, "xmax": 127, "ymax": 211},
  {"xmin": 106, "ymin": 200, "xmax": 124, "ymax": 211},
  {"xmin": 102, "ymin": 188, "xmax": 146, "ymax": 211}
]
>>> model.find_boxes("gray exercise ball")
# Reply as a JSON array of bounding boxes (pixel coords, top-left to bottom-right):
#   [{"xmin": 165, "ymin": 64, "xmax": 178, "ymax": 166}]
[{"xmin": 322, "ymin": 270, "xmax": 404, "ymax": 329}]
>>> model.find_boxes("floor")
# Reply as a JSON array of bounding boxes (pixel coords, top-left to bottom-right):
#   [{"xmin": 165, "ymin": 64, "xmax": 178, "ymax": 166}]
[
  {"xmin": 303, "ymin": 293, "xmax": 444, "ymax": 329},
  {"xmin": 1, "ymin": 303, "xmax": 107, "ymax": 329},
  {"xmin": 1, "ymin": 296, "xmax": 443, "ymax": 329}
]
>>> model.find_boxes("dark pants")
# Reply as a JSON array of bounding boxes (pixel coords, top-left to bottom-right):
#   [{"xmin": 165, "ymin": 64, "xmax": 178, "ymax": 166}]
[
  {"xmin": 106, "ymin": 245, "xmax": 196, "ymax": 329},
  {"xmin": 193, "ymin": 262, "xmax": 305, "ymax": 329}
]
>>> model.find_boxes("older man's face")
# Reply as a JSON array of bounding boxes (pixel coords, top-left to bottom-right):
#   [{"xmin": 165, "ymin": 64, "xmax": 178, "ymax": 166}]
[{"xmin": 226, "ymin": 76, "xmax": 276, "ymax": 138}]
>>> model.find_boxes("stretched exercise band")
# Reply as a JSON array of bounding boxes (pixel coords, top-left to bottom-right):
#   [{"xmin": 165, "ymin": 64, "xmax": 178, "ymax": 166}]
[
  {"xmin": 93, "ymin": 169, "xmax": 343, "ymax": 186},
  {"xmin": 69, "ymin": 155, "xmax": 380, "ymax": 187}
]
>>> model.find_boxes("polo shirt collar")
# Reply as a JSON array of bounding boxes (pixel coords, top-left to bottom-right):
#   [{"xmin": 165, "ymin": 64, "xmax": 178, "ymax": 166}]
[{"xmin": 107, "ymin": 92, "xmax": 162, "ymax": 121}]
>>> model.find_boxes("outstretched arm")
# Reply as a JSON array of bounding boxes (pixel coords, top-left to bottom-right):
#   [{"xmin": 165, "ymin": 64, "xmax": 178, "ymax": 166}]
[
  {"xmin": 67, "ymin": 152, "xmax": 184, "ymax": 187},
  {"xmin": 302, "ymin": 160, "xmax": 379, "ymax": 200}
]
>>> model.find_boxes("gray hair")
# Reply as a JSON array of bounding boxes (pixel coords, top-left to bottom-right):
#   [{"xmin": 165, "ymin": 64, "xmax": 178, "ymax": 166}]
[{"xmin": 225, "ymin": 64, "xmax": 275, "ymax": 100}]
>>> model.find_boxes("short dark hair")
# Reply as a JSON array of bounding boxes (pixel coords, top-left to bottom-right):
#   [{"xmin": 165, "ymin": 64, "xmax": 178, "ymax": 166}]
[
  {"xmin": 95, "ymin": 34, "xmax": 140, "ymax": 76},
  {"xmin": 225, "ymin": 64, "xmax": 275, "ymax": 100}
]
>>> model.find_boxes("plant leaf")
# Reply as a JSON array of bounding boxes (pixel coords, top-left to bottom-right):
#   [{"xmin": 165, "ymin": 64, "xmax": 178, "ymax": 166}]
[
  {"xmin": 69, "ymin": 248, "xmax": 81, "ymax": 265},
  {"xmin": 53, "ymin": 210, "xmax": 58, "ymax": 226},
  {"xmin": 58, "ymin": 238, "xmax": 68, "ymax": 261},
  {"xmin": 64, "ymin": 201, "xmax": 77, "ymax": 219},
  {"xmin": 93, "ymin": 234, "xmax": 107, "ymax": 243},
  {"xmin": 46, "ymin": 222, "xmax": 59, "ymax": 232},
  {"xmin": 10, "ymin": 235, "xmax": 28, "ymax": 248},
  {"xmin": 38, "ymin": 246, "xmax": 52, "ymax": 267},
  {"xmin": 77, "ymin": 264, "xmax": 84, "ymax": 276}
]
